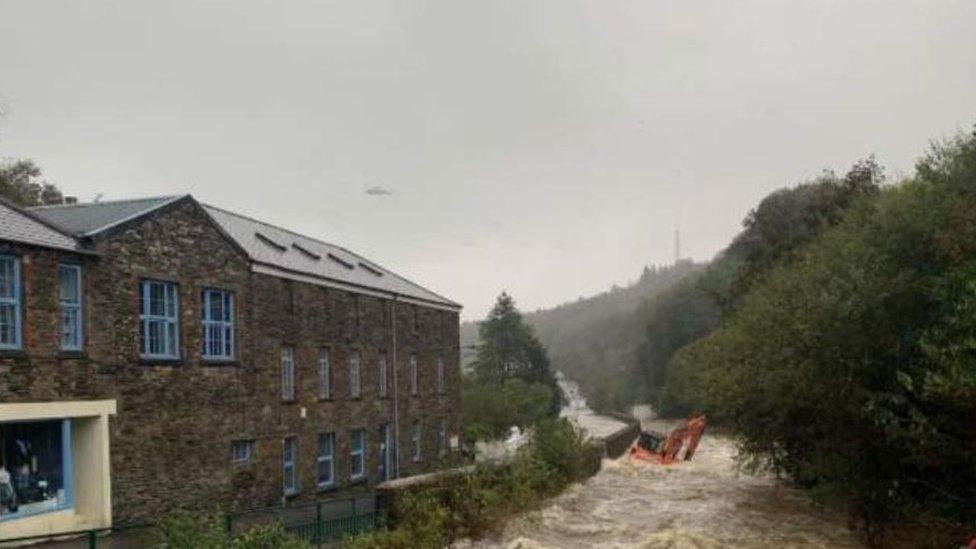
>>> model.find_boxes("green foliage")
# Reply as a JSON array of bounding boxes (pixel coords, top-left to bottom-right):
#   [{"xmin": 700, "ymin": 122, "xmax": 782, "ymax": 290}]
[
  {"xmin": 459, "ymin": 263, "xmax": 699, "ymax": 413},
  {"xmin": 345, "ymin": 419, "xmax": 600, "ymax": 548},
  {"xmin": 0, "ymin": 159, "xmax": 65, "ymax": 206},
  {"xmin": 668, "ymin": 129, "xmax": 976, "ymax": 539},
  {"xmin": 634, "ymin": 159, "xmax": 882, "ymax": 416},
  {"xmin": 474, "ymin": 292, "xmax": 555, "ymax": 388},
  {"xmin": 462, "ymin": 376, "xmax": 556, "ymax": 441},
  {"xmin": 155, "ymin": 511, "xmax": 229, "ymax": 549},
  {"xmin": 154, "ymin": 511, "xmax": 311, "ymax": 549}
]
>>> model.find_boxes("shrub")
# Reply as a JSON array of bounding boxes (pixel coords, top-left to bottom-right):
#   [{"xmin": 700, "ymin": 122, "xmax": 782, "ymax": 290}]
[
  {"xmin": 154, "ymin": 511, "xmax": 311, "ymax": 549},
  {"xmin": 462, "ymin": 376, "xmax": 557, "ymax": 441},
  {"xmin": 345, "ymin": 418, "xmax": 601, "ymax": 547}
]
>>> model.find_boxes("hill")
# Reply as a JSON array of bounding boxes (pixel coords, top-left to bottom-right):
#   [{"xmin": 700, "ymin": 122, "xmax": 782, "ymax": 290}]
[{"xmin": 460, "ymin": 260, "xmax": 700, "ymax": 409}]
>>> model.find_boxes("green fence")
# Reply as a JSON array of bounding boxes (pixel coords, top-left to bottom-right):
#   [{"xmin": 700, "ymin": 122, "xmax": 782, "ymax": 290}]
[{"xmin": 226, "ymin": 494, "xmax": 379, "ymax": 546}]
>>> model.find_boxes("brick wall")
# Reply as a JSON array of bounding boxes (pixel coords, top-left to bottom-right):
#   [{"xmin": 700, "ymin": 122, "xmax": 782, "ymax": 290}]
[{"xmin": 0, "ymin": 198, "xmax": 462, "ymax": 523}]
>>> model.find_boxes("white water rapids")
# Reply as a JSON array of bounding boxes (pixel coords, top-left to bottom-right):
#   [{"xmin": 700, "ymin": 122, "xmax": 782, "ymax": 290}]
[{"xmin": 457, "ymin": 376, "xmax": 863, "ymax": 548}]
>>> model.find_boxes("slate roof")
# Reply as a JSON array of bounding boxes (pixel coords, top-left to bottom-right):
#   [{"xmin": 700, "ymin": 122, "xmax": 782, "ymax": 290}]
[
  {"xmin": 30, "ymin": 195, "xmax": 460, "ymax": 309},
  {"xmin": 202, "ymin": 204, "xmax": 460, "ymax": 309},
  {"xmin": 0, "ymin": 198, "xmax": 80, "ymax": 252},
  {"xmin": 29, "ymin": 196, "xmax": 183, "ymax": 236}
]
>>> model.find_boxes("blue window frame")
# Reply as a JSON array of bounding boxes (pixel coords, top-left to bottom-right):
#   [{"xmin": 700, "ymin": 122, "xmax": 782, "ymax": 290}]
[
  {"xmin": 0, "ymin": 419, "xmax": 74, "ymax": 521},
  {"xmin": 201, "ymin": 289, "xmax": 234, "ymax": 360},
  {"xmin": 0, "ymin": 255, "xmax": 22, "ymax": 350},
  {"xmin": 139, "ymin": 280, "xmax": 180, "ymax": 359},
  {"xmin": 59, "ymin": 264, "xmax": 83, "ymax": 351},
  {"xmin": 283, "ymin": 436, "xmax": 298, "ymax": 496}
]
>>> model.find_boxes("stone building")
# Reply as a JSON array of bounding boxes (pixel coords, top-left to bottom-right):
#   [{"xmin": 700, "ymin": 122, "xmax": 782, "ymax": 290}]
[{"xmin": 0, "ymin": 195, "xmax": 462, "ymax": 540}]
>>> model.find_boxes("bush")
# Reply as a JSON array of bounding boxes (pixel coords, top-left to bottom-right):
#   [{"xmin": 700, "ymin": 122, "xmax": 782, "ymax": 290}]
[
  {"xmin": 462, "ymin": 376, "xmax": 557, "ymax": 441},
  {"xmin": 345, "ymin": 418, "xmax": 601, "ymax": 547},
  {"xmin": 154, "ymin": 511, "xmax": 311, "ymax": 549}
]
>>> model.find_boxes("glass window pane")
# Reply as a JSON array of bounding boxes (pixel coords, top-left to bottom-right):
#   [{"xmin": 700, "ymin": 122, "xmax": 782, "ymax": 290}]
[{"xmin": 0, "ymin": 258, "xmax": 13, "ymax": 298}]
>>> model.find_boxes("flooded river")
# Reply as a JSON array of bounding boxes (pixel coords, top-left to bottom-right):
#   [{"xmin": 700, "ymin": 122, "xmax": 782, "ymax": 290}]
[{"xmin": 460, "ymin": 377, "xmax": 863, "ymax": 548}]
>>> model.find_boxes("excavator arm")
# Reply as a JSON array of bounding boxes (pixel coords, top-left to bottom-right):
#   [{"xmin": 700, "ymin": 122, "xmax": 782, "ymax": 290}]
[{"xmin": 631, "ymin": 414, "xmax": 707, "ymax": 465}]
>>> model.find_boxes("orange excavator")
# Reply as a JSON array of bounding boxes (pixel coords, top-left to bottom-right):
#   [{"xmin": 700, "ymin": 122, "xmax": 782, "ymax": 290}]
[{"xmin": 630, "ymin": 414, "xmax": 707, "ymax": 465}]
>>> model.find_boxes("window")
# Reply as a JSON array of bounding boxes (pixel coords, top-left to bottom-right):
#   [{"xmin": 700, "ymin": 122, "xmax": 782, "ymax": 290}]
[
  {"xmin": 437, "ymin": 356, "xmax": 445, "ymax": 394},
  {"xmin": 348, "ymin": 349, "xmax": 361, "ymax": 399},
  {"xmin": 202, "ymin": 289, "xmax": 234, "ymax": 360},
  {"xmin": 139, "ymin": 279, "xmax": 179, "ymax": 359},
  {"xmin": 317, "ymin": 348, "xmax": 331, "ymax": 399},
  {"xmin": 0, "ymin": 255, "xmax": 21, "ymax": 349},
  {"xmin": 411, "ymin": 306, "xmax": 419, "ymax": 334},
  {"xmin": 438, "ymin": 419, "xmax": 448, "ymax": 457},
  {"xmin": 281, "ymin": 347, "xmax": 295, "ymax": 401},
  {"xmin": 409, "ymin": 354, "xmax": 418, "ymax": 396},
  {"xmin": 317, "ymin": 432, "xmax": 335, "ymax": 488},
  {"xmin": 283, "ymin": 437, "xmax": 298, "ymax": 496},
  {"xmin": 411, "ymin": 421, "xmax": 422, "ymax": 462},
  {"xmin": 231, "ymin": 440, "xmax": 254, "ymax": 464},
  {"xmin": 0, "ymin": 419, "xmax": 73, "ymax": 521},
  {"xmin": 378, "ymin": 352, "xmax": 388, "ymax": 398},
  {"xmin": 59, "ymin": 264, "xmax": 83, "ymax": 351},
  {"xmin": 350, "ymin": 429, "xmax": 366, "ymax": 480}
]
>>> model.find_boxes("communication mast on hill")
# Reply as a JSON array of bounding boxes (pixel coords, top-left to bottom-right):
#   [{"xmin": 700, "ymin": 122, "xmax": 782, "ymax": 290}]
[{"xmin": 674, "ymin": 226, "xmax": 681, "ymax": 264}]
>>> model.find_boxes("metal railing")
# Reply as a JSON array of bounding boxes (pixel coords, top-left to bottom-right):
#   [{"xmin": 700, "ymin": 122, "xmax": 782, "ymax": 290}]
[{"xmin": 225, "ymin": 494, "xmax": 378, "ymax": 546}]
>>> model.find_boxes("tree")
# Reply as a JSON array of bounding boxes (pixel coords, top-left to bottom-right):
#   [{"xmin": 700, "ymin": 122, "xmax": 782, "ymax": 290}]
[
  {"xmin": 0, "ymin": 159, "xmax": 65, "ymax": 206},
  {"xmin": 667, "ymin": 129, "xmax": 976, "ymax": 541},
  {"xmin": 473, "ymin": 292, "xmax": 555, "ymax": 387}
]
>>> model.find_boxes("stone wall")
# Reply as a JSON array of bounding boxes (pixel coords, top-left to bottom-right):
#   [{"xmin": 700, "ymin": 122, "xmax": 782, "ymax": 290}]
[{"xmin": 0, "ymin": 198, "xmax": 462, "ymax": 524}]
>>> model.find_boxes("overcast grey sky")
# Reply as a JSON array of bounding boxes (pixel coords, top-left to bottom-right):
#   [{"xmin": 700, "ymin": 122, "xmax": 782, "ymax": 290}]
[{"xmin": 2, "ymin": 1, "xmax": 975, "ymax": 319}]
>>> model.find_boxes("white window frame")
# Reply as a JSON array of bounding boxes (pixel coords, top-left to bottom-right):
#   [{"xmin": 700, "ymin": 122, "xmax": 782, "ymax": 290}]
[
  {"xmin": 59, "ymin": 263, "xmax": 83, "ymax": 351},
  {"xmin": 350, "ymin": 429, "xmax": 366, "ymax": 480},
  {"xmin": 411, "ymin": 421, "xmax": 422, "ymax": 462},
  {"xmin": 317, "ymin": 348, "xmax": 331, "ymax": 400},
  {"xmin": 201, "ymin": 288, "xmax": 234, "ymax": 360},
  {"xmin": 437, "ymin": 356, "xmax": 445, "ymax": 394},
  {"xmin": 283, "ymin": 436, "xmax": 298, "ymax": 496},
  {"xmin": 281, "ymin": 347, "xmax": 295, "ymax": 401},
  {"xmin": 409, "ymin": 354, "xmax": 418, "ymax": 396},
  {"xmin": 140, "ymin": 279, "xmax": 180, "ymax": 359},
  {"xmin": 348, "ymin": 349, "xmax": 361, "ymax": 399},
  {"xmin": 317, "ymin": 432, "xmax": 335, "ymax": 488},
  {"xmin": 378, "ymin": 352, "xmax": 388, "ymax": 398},
  {"xmin": 231, "ymin": 440, "xmax": 253, "ymax": 464}
]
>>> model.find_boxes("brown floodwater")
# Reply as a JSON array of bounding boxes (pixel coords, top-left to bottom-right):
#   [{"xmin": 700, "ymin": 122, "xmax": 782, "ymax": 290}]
[{"xmin": 458, "ymin": 405, "xmax": 863, "ymax": 549}]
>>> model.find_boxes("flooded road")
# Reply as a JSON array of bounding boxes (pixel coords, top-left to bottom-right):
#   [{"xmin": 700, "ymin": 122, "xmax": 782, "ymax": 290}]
[{"xmin": 461, "ymin": 379, "xmax": 863, "ymax": 548}]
